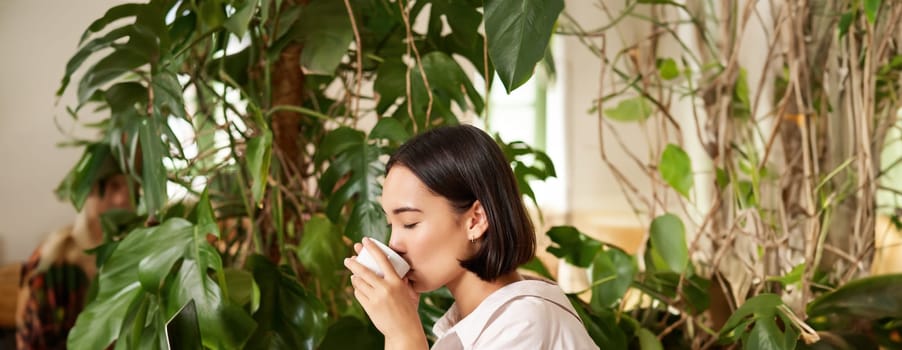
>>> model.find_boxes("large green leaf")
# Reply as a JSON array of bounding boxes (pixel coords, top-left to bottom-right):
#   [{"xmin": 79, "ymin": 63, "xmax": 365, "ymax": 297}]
[
  {"xmin": 429, "ymin": 0, "xmax": 480, "ymax": 45},
  {"xmin": 485, "ymin": 0, "xmax": 564, "ymax": 92},
  {"xmin": 430, "ymin": 0, "xmax": 490, "ymax": 89},
  {"xmin": 296, "ymin": 0, "xmax": 354, "ymax": 75},
  {"xmin": 152, "ymin": 70, "xmax": 186, "ymax": 120},
  {"xmin": 60, "ymin": 25, "xmax": 147, "ymax": 97},
  {"xmin": 637, "ymin": 328, "xmax": 664, "ymax": 350},
  {"xmin": 165, "ymin": 259, "xmax": 257, "ymax": 349},
  {"xmin": 590, "ymin": 247, "xmax": 637, "ymax": 309},
  {"xmin": 369, "ymin": 117, "xmax": 410, "ymax": 144},
  {"xmin": 56, "ymin": 143, "xmax": 117, "ymax": 211},
  {"xmin": 570, "ymin": 296, "xmax": 628, "ymax": 349},
  {"xmin": 745, "ymin": 319, "xmax": 784, "ymax": 350},
  {"xmin": 138, "ymin": 117, "xmax": 168, "ymax": 217},
  {"xmin": 296, "ymin": 215, "xmax": 345, "ymax": 289},
  {"xmin": 69, "ymin": 219, "xmax": 183, "ymax": 349},
  {"xmin": 77, "ymin": 48, "xmax": 149, "ymax": 106},
  {"xmin": 191, "ymin": 188, "xmax": 221, "ymax": 239},
  {"xmin": 69, "ymin": 282, "xmax": 143, "ymax": 350},
  {"xmin": 635, "ymin": 271, "xmax": 710, "ymax": 315},
  {"xmin": 114, "ymin": 294, "xmax": 163, "ymax": 350},
  {"xmin": 223, "ymin": 268, "xmax": 259, "ymax": 310},
  {"xmin": 346, "ymin": 199, "xmax": 390, "ymax": 243},
  {"xmin": 374, "ymin": 60, "xmax": 408, "ymax": 114},
  {"xmin": 71, "ymin": 8, "xmax": 161, "ymax": 103},
  {"xmin": 319, "ymin": 316, "xmax": 384, "ymax": 349},
  {"xmin": 408, "ymin": 52, "xmax": 482, "ymax": 127},
  {"xmin": 105, "ymin": 81, "xmax": 148, "ymax": 115},
  {"xmin": 246, "ymin": 130, "xmax": 273, "ymax": 205},
  {"xmin": 246, "ymin": 255, "xmax": 329, "ymax": 349},
  {"xmin": 224, "ymin": 0, "xmax": 259, "ymax": 38},
  {"xmin": 648, "ymin": 213, "xmax": 688, "ymax": 274},
  {"xmin": 719, "ymin": 293, "xmax": 783, "ymax": 342},
  {"xmin": 69, "ymin": 218, "xmax": 256, "ymax": 349},
  {"xmin": 198, "ymin": 0, "xmax": 227, "ymax": 30},
  {"xmin": 165, "ymin": 300, "xmax": 203, "ymax": 350},
  {"xmin": 316, "ymin": 127, "xmax": 388, "ymax": 241},
  {"xmin": 808, "ymin": 274, "xmax": 902, "ymax": 319},
  {"xmin": 500, "ymin": 139, "xmax": 556, "ymax": 211},
  {"xmin": 421, "ymin": 51, "xmax": 473, "ymax": 102},
  {"xmin": 659, "ymin": 144, "xmax": 693, "ymax": 198},
  {"xmin": 315, "ymin": 127, "xmax": 363, "ymax": 166},
  {"xmin": 79, "ymin": 3, "xmax": 146, "ymax": 44},
  {"xmin": 546, "ymin": 226, "xmax": 603, "ymax": 268}
]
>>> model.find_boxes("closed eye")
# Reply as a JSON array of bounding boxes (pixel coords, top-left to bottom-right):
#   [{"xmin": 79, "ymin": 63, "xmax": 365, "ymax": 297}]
[{"xmin": 387, "ymin": 222, "xmax": 418, "ymax": 229}]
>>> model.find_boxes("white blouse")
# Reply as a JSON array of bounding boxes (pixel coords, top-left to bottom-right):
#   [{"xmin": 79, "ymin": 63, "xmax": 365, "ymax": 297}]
[{"xmin": 431, "ymin": 279, "xmax": 600, "ymax": 350}]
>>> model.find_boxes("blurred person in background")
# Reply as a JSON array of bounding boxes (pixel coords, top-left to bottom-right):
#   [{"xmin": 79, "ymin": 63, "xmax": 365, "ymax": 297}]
[{"xmin": 15, "ymin": 149, "xmax": 134, "ymax": 349}]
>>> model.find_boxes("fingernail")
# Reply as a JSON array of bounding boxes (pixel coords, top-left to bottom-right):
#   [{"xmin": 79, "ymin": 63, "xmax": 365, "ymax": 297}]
[{"xmin": 343, "ymin": 258, "xmax": 349, "ymax": 265}]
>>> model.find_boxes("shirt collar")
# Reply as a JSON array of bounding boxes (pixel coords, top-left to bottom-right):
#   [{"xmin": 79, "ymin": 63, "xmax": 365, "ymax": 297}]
[{"xmin": 431, "ymin": 279, "xmax": 575, "ymax": 347}]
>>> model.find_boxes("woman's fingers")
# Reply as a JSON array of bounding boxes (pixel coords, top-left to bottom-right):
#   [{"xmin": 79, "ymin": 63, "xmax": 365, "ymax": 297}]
[
  {"xmin": 362, "ymin": 237, "xmax": 401, "ymax": 280},
  {"xmin": 345, "ymin": 256, "xmax": 381, "ymax": 284},
  {"xmin": 353, "ymin": 242, "xmax": 363, "ymax": 254},
  {"xmin": 350, "ymin": 275, "xmax": 372, "ymax": 301}
]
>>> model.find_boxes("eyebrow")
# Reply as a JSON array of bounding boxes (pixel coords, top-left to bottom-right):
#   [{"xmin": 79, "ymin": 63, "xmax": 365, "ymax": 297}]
[{"xmin": 389, "ymin": 206, "xmax": 422, "ymax": 215}]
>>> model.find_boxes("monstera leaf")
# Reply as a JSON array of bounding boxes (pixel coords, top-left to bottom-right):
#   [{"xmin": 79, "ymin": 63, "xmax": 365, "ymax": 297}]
[
  {"xmin": 68, "ymin": 215, "xmax": 256, "ymax": 350},
  {"xmin": 245, "ymin": 255, "xmax": 329, "ymax": 349},
  {"xmin": 546, "ymin": 225, "xmax": 603, "ymax": 268},
  {"xmin": 316, "ymin": 127, "xmax": 390, "ymax": 242},
  {"xmin": 409, "ymin": 52, "xmax": 483, "ymax": 128}
]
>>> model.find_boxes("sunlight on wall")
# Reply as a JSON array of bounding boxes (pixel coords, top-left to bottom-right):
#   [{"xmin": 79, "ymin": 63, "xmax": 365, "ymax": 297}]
[
  {"xmin": 877, "ymin": 108, "xmax": 902, "ymax": 214},
  {"xmin": 477, "ymin": 62, "xmax": 568, "ymax": 217}
]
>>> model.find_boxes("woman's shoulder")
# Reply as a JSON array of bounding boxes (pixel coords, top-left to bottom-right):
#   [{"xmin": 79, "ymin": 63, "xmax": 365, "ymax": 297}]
[
  {"xmin": 477, "ymin": 278, "xmax": 583, "ymax": 330},
  {"xmin": 472, "ymin": 281, "xmax": 599, "ymax": 349},
  {"xmin": 493, "ymin": 281, "xmax": 578, "ymax": 322}
]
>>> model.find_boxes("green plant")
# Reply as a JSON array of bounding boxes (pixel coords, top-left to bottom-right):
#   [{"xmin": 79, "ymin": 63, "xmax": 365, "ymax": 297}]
[
  {"xmin": 55, "ymin": 0, "xmax": 562, "ymax": 348},
  {"xmin": 538, "ymin": 0, "xmax": 902, "ymax": 349}
]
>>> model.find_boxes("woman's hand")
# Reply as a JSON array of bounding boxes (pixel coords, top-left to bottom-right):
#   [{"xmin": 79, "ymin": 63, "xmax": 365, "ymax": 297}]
[{"xmin": 345, "ymin": 238, "xmax": 427, "ymax": 350}]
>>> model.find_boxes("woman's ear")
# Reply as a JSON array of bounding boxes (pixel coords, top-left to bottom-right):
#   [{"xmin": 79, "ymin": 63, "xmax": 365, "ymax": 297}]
[{"xmin": 467, "ymin": 200, "xmax": 489, "ymax": 239}]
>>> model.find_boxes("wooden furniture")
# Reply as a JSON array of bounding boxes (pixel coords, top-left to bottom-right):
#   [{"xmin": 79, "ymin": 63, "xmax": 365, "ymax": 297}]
[{"xmin": 0, "ymin": 263, "xmax": 21, "ymax": 329}]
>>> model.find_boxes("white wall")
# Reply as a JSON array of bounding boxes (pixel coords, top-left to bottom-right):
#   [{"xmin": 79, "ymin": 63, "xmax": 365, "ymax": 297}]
[
  {"xmin": 0, "ymin": 0, "xmax": 126, "ymax": 264},
  {"xmin": 559, "ymin": 0, "xmax": 650, "ymax": 229}
]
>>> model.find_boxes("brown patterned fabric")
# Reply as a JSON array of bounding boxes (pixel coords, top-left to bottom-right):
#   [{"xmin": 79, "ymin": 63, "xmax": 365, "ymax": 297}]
[{"xmin": 16, "ymin": 247, "xmax": 90, "ymax": 349}]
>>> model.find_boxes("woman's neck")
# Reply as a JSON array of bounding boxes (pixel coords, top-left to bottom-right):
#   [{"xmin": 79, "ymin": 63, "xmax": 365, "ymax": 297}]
[{"xmin": 446, "ymin": 271, "xmax": 523, "ymax": 319}]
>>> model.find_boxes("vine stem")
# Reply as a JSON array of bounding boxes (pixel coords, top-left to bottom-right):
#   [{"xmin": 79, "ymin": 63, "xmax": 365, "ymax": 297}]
[
  {"xmin": 397, "ymin": 0, "xmax": 433, "ymax": 131},
  {"xmin": 343, "ymin": 0, "xmax": 363, "ymax": 118}
]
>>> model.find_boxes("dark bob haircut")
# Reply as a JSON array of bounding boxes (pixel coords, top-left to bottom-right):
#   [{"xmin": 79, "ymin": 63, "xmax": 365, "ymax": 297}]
[{"xmin": 385, "ymin": 124, "xmax": 536, "ymax": 281}]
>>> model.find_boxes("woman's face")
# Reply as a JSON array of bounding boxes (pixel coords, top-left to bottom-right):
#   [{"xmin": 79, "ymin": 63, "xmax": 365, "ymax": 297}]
[{"xmin": 381, "ymin": 166, "xmax": 474, "ymax": 293}]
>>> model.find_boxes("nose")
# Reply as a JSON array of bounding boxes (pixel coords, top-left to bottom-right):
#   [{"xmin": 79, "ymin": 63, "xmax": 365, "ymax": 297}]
[{"xmin": 388, "ymin": 231, "xmax": 406, "ymax": 254}]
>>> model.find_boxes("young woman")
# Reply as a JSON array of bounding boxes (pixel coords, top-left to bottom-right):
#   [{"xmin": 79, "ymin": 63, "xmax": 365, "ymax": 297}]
[{"xmin": 344, "ymin": 125, "xmax": 598, "ymax": 349}]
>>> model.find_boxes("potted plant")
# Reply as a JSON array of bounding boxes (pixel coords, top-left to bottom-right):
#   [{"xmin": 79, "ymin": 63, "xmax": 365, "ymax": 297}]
[
  {"xmin": 542, "ymin": 0, "xmax": 902, "ymax": 349},
  {"xmin": 55, "ymin": 0, "xmax": 561, "ymax": 348}
]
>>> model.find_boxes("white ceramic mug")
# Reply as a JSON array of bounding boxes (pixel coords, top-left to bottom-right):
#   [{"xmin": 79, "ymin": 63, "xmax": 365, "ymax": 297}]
[{"xmin": 355, "ymin": 238, "xmax": 411, "ymax": 278}]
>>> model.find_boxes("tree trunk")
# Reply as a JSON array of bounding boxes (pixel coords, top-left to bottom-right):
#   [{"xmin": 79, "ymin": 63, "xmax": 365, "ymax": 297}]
[{"xmin": 266, "ymin": 0, "xmax": 310, "ymax": 264}]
